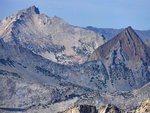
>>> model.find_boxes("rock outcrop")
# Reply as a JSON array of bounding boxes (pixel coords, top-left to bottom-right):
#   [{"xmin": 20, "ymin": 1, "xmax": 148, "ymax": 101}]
[
  {"xmin": 98, "ymin": 104, "xmax": 124, "ymax": 113},
  {"xmin": 58, "ymin": 105, "xmax": 97, "ymax": 113},
  {"xmin": 59, "ymin": 104, "xmax": 124, "ymax": 113},
  {"xmin": 135, "ymin": 98, "xmax": 150, "ymax": 113},
  {"xmin": 59, "ymin": 98, "xmax": 150, "ymax": 113}
]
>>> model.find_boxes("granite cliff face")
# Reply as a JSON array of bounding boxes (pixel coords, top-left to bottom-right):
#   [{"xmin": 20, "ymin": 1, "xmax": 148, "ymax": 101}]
[{"xmin": 0, "ymin": 6, "xmax": 104, "ymax": 65}]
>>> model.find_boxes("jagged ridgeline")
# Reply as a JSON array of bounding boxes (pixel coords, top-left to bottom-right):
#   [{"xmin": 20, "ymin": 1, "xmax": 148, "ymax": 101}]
[
  {"xmin": 0, "ymin": 6, "xmax": 150, "ymax": 113},
  {"xmin": 0, "ymin": 6, "xmax": 105, "ymax": 65}
]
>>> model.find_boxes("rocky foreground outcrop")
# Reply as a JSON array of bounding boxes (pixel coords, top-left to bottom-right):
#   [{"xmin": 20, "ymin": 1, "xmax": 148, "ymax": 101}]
[
  {"xmin": 58, "ymin": 104, "xmax": 124, "ymax": 113},
  {"xmin": 135, "ymin": 98, "xmax": 150, "ymax": 113},
  {"xmin": 58, "ymin": 105, "xmax": 97, "ymax": 113},
  {"xmin": 59, "ymin": 98, "xmax": 150, "ymax": 113},
  {"xmin": 98, "ymin": 104, "xmax": 124, "ymax": 113}
]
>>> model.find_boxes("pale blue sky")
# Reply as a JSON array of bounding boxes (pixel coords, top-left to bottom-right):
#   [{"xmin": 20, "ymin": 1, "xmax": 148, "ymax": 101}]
[{"xmin": 0, "ymin": 0, "xmax": 150, "ymax": 30}]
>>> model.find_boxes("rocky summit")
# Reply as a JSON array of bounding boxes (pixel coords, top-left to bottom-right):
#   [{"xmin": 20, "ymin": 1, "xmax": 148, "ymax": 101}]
[{"xmin": 0, "ymin": 6, "xmax": 105, "ymax": 65}]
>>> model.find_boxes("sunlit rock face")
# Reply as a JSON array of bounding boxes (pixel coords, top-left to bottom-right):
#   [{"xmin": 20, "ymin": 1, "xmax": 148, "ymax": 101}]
[
  {"xmin": 135, "ymin": 98, "xmax": 150, "ymax": 113},
  {"xmin": 98, "ymin": 104, "xmax": 124, "ymax": 113},
  {"xmin": 0, "ymin": 6, "xmax": 105, "ymax": 65}
]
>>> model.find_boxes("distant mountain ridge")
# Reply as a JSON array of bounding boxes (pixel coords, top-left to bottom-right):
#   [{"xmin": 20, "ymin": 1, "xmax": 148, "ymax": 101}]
[
  {"xmin": 0, "ymin": 6, "xmax": 105, "ymax": 65},
  {"xmin": 85, "ymin": 26, "xmax": 150, "ymax": 40}
]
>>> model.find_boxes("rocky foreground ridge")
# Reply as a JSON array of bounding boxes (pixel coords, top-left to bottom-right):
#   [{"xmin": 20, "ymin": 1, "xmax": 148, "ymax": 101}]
[{"xmin": 59, "ymin": 98, "xmax": 150, "ymax": 113}]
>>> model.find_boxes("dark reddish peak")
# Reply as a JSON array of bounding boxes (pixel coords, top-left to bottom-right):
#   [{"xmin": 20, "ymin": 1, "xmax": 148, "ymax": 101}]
[
  {"xmin": 18, "ymin": 5, "xmax": 40, "ymax": 15},
  {"xmin": 120, "ymin": 26, "xmax": 145, "ymax": 47},
  {"xmin": 123, "ymin": 26, "xmax": 134, "ymax": 34},
  {"xmin": 120, "ymin": 26, "xmax": 132, "ymax": 33},
  {"xmin": 119, "ymin": 26, "xmax": 140, "ymax": 40},
  {"xmin": 89, "ymin": 26, "xmax": 150, "ymax": 64},
  {"xmin": 126, "ymin": 26, "xmax": 132, "ymax": 29}
]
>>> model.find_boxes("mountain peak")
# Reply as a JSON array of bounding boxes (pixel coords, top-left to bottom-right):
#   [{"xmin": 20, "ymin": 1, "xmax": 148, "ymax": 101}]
[
  {"xmin": 126, "ymin": 26, "xmax": 132, "ymax": 29},
  {"xmin": 123, "ymin": 26, "xmax": 137, "ymax": 35},
  {"xmin": 18, "ymin": 5, "xmax": 40, "ymax": 15},
  {"xmin": 117, "ymin": 26, "xmax": 140, "ymax": 40},
  {"xmin": 122, "ymin": 26, "xmax": 133, "ymax": 33},
  {"xmin": 89, "ymin": 26, "xmax": 150, "ymax": 64},
  {"xmin": 0, "ymin": 6, "xmax": 105, "ymax": 65}
]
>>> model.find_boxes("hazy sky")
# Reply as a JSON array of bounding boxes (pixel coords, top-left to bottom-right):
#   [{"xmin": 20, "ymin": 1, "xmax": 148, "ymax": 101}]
[{"xmin": 0, "ymin": 0, "xmax": 150, "ymax": 30}]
